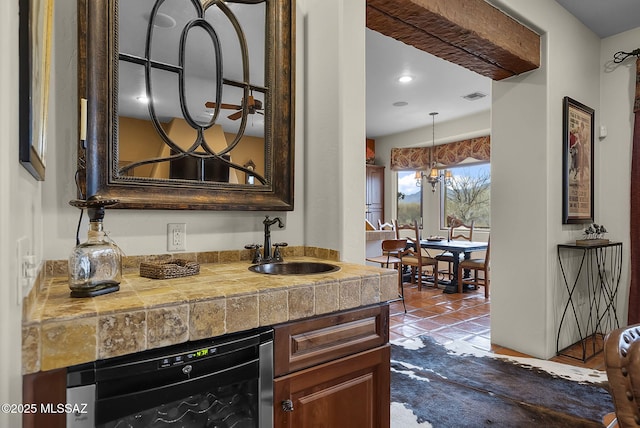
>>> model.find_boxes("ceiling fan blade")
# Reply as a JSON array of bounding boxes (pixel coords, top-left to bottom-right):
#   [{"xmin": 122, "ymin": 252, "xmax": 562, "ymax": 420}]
[
  {"xmin": 205, "ymin": 101, "xmax": 242, "ymax": 110},
  {"xmin": 228, "ymin": 110, "xmax": 243, "ymax": 121}
]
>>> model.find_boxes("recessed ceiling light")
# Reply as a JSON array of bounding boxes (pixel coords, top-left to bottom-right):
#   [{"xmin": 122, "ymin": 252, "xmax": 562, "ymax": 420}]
[
  {"xmin": 136, "ymin": 96, "xmax": 149, "ymax": 104},
  {"xmin": 397, "ymin": 75, "xmax": 413, "ymax": 83},
  {"xmin": 393, "ymin": 101, "xmax": 408, "ymax": 107}
]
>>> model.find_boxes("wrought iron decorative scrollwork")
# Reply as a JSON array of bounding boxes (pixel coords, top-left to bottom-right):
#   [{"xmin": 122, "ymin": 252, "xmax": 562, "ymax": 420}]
[
  {"xmin": 613, "ymin": 48, "xmax": 640, "ymax": 64},
  {"xmin": 117, "ymin": 0, "xmax": 267, "ymax": 184}
]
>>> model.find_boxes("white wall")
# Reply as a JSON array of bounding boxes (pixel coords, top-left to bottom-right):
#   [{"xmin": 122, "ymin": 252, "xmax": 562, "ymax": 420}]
[
  {"xmin": 487, "ymin": 0, "xmax": 611, "ymax": 358},
  {"xmin": 1, "ymin": 0, "xmax": 41, "ymax": 426},
  {"xmin": 300, "ymin": 0, "xmax": 366, "ymax": 263}
]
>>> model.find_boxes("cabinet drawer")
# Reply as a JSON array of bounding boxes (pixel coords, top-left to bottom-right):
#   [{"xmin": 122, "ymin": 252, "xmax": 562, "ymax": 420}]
[{"xmin": 274, "ymin": 304, "xmax": 389, "ymax": 377}]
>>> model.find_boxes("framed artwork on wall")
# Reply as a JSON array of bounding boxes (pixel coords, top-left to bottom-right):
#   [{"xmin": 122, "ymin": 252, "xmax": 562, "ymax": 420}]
[
  {"xmin": 562, "ymin": 96, "xmax": 594, "ymax": 224},
  {"xmin": 19, "ymin": 0, "xmax": 53, "ymax": 181}
]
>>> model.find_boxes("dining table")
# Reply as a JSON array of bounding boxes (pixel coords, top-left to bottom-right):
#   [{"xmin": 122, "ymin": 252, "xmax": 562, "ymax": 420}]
[{"xmin": 417, "ymin": 239, "xmax": 489, "ymax": 294}]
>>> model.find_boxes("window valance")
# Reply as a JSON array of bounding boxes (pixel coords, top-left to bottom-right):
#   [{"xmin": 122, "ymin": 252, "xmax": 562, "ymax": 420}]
[{"xmin": 390, "ymin": 135, "xmax": 490, "ymax": 171}]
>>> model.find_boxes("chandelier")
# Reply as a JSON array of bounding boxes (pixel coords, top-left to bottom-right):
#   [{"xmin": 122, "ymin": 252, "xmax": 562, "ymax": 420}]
[{"xmin": 415, "ymin": 112, "xmax": 451, "ymax": 192}]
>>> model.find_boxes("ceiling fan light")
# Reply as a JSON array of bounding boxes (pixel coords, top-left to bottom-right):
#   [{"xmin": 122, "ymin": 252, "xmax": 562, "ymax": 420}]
[{"xmin": 148, "ymin": 12, "xmax": 176, "ymax": 29}]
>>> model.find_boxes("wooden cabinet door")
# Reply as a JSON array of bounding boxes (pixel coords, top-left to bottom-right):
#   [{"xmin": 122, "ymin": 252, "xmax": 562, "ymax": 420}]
[
  {"xmin": 274, "ymin": 345, "xmax": 390, "ymax": 428},
  {"xmin": 23, "ymin": 369, "xmax": 66, "ymax": 428},
  {"xmin": 366, "ymin": 165, "xmax": 385, "ymax": 226}
]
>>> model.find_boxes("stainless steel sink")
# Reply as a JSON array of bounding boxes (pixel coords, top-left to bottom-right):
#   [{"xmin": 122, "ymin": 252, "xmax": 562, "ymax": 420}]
[{"xmin": 248, "ymin": 261, "xmax": 340, "ymax": 275}]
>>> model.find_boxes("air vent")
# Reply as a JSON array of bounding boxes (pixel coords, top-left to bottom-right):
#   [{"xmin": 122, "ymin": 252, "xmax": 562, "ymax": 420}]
[{"xmin": 462, "ymin": 91, "xmax": 487, "ymax": 101}]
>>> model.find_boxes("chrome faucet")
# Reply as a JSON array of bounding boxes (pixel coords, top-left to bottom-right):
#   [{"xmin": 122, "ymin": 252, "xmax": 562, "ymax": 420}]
[{"xmin": 245, "ymin": 216, "xmax": 286, "ymax": 264}]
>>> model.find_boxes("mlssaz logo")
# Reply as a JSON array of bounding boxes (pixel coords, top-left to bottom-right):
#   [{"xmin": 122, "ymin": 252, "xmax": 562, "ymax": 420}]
[{"xmin": 40, "ymin": 403, "xmax": 88, "ymax": 414}]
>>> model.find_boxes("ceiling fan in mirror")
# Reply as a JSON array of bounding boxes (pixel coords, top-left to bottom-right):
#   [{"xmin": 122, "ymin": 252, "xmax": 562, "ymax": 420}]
[{"xmin": 205, "ymin": 92, "xmax": 264, "ymax": 121}]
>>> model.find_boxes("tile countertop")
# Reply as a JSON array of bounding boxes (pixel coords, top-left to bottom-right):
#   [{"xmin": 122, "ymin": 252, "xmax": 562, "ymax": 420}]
[{"xmin": 21, "ymin": 256, "xmax": 398, "ymax": 374}]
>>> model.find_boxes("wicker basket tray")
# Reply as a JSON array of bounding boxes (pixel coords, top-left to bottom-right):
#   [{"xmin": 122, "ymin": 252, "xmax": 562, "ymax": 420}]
[{"xmin": 139, "ymin": 259, "xmax": 200, "ymax": 279}]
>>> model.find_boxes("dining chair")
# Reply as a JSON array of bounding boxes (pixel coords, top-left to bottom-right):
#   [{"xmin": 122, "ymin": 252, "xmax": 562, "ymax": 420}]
[
  {"xmin": 456, "ymin": 236, "xmax": 489, "ymax": 297},
  {"xmin": 436, "ymin": 216, "xmax": 474, "ymax": 280},
  {"xmin": 366, "ymin": 239, "xmax": 408, "ymax": 312},
  {"xmin": 603, "ymin": 324, "xmax": 640, "ymax": 428},
  {"xmin": 393, "ymin": 219, "xmax": 438, "ymax": 291}
]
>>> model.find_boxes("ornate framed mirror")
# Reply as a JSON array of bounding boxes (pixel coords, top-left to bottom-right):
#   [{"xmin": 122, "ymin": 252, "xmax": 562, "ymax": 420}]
[{"xmin": 77, "ymin": 0, "xmax": 294, "ymax": 210}]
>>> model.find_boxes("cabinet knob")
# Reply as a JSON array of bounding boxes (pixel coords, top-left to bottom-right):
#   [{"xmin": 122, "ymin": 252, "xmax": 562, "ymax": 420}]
[{"xmin": 281, "ymin": 399, "xmax": 294, "ymax": 412}]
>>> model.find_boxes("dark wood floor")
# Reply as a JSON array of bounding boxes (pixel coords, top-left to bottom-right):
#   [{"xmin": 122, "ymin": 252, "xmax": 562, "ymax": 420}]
[{"xmin": 389, "ymin": 283, "xmax": 605, "ymax": 371}]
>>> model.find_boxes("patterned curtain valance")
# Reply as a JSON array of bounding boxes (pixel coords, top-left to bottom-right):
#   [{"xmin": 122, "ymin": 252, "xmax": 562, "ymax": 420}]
[
  {"xmin": 390, "ymin": 135, "xmax": 491, "ymax": 170},
  {"xmin": 390, "ymin": 147, "xmax": 431, "ymax": 171}
]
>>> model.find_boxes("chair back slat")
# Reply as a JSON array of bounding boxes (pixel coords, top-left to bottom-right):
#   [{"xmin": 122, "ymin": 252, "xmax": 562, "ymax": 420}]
[
  {"xmin": 378, "ymin": 220, "xmax": 394, "ymax": 231},
  {"xmin": 447, "ymin": 215, "xmax": 474, "ymax": 241},
  {"xmin": 393, "ymin": 219, "xmax": 420, "ymax": 243},
  {"xmin": 382, "ymin": 239, "xmax": 407, "ymax": 253}
]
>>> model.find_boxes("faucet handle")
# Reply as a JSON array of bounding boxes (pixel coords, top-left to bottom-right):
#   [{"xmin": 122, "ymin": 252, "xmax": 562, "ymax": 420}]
[
  {"xmin": 273, "ymin": 242, "xmax": 288, "ymax": 262},
  {"xmin": 244, "ymin": 244, "xmax": 263, "ymax": 264}
]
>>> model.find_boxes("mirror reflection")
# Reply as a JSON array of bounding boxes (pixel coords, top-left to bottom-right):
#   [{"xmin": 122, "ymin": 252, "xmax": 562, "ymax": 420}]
[{"xmin": 117, "ymin": 0, "xmax": 267, "ymax": 185}]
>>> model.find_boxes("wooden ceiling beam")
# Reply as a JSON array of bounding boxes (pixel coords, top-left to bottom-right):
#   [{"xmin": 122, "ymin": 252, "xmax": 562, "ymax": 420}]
[{"xmin": 366, "ymin": 0, "xmax": 540, "ymax": 81}]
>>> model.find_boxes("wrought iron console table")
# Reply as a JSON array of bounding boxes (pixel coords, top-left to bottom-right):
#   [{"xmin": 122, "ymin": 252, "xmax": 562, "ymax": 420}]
[{"xmin": 556, "ymin": 242, "xmax": 622, "ymax": 362}]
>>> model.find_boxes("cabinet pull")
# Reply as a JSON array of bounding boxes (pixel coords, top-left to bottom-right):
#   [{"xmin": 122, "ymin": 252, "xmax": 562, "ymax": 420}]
[{"xmin": 282, "ymin": 399, "xmax": 294, "ymax": 412}]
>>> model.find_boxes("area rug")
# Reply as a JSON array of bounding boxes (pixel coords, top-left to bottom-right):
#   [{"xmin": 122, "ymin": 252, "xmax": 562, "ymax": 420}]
[{"xmin": 390, "ymin": 336, "xmax": 614, "ymax": 427}]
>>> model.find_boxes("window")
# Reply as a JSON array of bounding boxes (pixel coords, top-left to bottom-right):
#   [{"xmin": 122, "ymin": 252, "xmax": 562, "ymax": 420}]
[
  {"xmin": 397, "ymin": 170, "xmax": 423, "ymax": 226},
  {"xmin": 441, "ymin": 163, "xmax": 490, "ymax": 229}
]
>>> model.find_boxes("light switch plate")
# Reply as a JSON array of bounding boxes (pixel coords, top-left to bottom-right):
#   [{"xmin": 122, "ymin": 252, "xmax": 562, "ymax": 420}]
[{"xmin": 16, "ymin": 237, "xmax": 30, "ymax": 305}]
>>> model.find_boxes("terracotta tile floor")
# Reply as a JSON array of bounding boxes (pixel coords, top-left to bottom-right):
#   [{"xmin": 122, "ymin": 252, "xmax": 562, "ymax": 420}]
[{"xmin": 389, "ymin": 283, "xmax": 605, "ymax": 371}]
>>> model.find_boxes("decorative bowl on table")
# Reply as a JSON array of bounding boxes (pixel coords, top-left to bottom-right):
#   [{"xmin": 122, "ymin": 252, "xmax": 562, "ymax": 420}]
[{"xmin": 426, "ymin": 236, "xmax": 446, "ymax": 242}]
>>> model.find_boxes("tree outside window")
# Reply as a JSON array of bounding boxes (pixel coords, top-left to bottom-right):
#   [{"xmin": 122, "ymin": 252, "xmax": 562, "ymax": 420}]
[
  {"xmin": 397, "ymin": 170, "xmax": 423, "ymax": 226},
  {"xmin": 441, "ymin": 163, "xmax": 490, "ymax": 228}
]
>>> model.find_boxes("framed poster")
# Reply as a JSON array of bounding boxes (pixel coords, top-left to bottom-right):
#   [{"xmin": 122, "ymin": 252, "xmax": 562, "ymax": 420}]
[
  {"xmin": 562, "ymin": 96, "xmax": 594, "ymax": 224},
  {"xmin": 19, "ymin": 0, "xmax": 53, "ymax": 181}
]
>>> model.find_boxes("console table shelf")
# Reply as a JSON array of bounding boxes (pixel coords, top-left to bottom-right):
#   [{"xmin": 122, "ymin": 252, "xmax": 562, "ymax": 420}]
[{"xmin": 556, "ymin": 242, "xmax": 622, "ymax": 362}]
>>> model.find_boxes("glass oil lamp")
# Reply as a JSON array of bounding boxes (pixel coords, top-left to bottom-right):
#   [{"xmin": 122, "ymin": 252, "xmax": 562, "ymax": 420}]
[{"xmin": 68, "ymin": 197, "xmax": 122, "ymax": 298}]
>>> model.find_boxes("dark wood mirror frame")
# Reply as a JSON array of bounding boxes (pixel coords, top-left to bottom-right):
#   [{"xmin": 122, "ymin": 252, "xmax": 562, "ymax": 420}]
[{"xmin": 76, "ymin": 0, "xmax": 295, "ymax": 210}]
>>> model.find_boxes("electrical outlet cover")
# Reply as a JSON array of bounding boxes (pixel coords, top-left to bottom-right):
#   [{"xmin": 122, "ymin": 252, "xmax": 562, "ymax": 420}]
[{"xmin": 167, "ymin": 223, "xmax": 186, "ymax": 251}]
